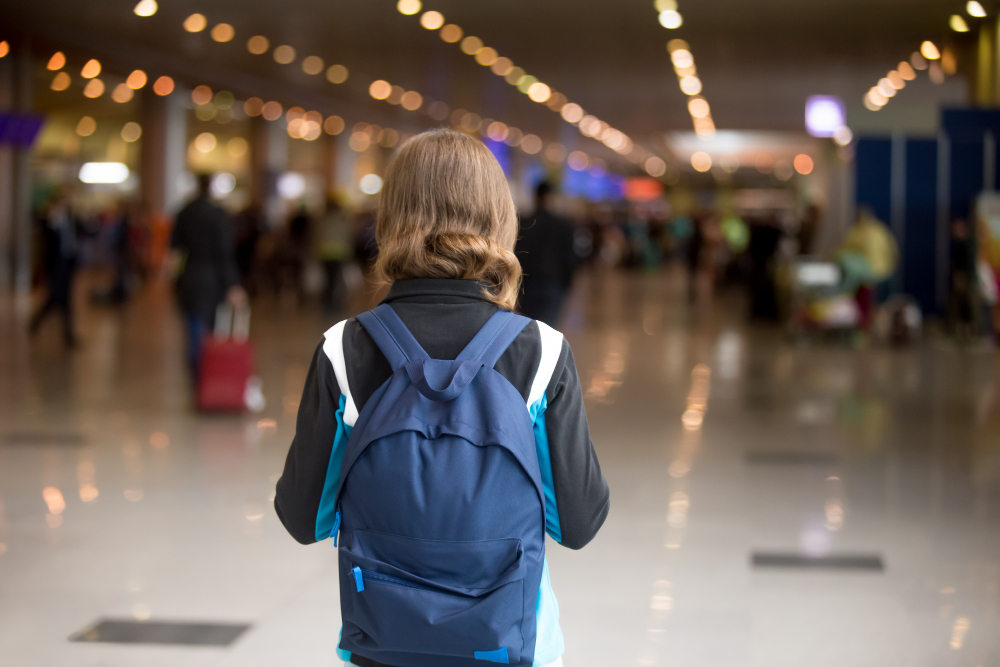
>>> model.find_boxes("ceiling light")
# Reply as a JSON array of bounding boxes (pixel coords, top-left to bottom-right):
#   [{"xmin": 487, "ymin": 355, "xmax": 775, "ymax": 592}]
[
  {"xmin": 360, "ymin": 174, "xmax": 383, "ymax": 195},
  {"xmin": 671, "ymin": 49, "xmax": 694, "ymax": 69},
  {"xmin": 659, "ymin": 10, "xmax": 682, "ymax": 29},
  {"xmin": 833, "ymin": 126, "xmax": 853, "ymax": 146},
  {"xmin": 560, "ymin": 103, "xmax": 584, "ymax": 123},
  {"xmin": 950, "ymin": 15, "xmax": 970, "ymax": 32},
  {"xmin": 369, "ymin": 80, "xmax": 392, "ymax": 100},
  {"xmin": 420, "ymin": 11, "xmax": 444, "ymax": 29},
  {"xmin": 878, "ymin": 78, "xmax": 897, "ymax": 97},
  {"xmin": 152, "ymin": 76, "xmax": 174, "ymax": 96},
  {"xmin": 111, "ymin": 83, "xmax": 134, "ymax": 103},
  {"xmin": 688, "ymin": 97, "xmax": 710, "ymax": 118},
  {"xmin": 794, "ymin": 154, "xmax": 814, "ymax": 175},
  {"xmin": 76, "ymin": 116, "xmax": 96, "ymax": 136},
  {"xmin": 440, "ymin": 24, "xmax": 463, "ymax": 43},
  {"xmin": 397, "ymin": 0, "xmax": 422, "ymax": 15},
  {"xmin": 47, "ymin": 52, "xmax": 65, "ymax": 70},
  {"xmin": 194, "ymin": 132, "xmax": 217, "ymax": 153},
  {"xmin": 121, "ymin": 122, "xmax": 142, "ymax": 142},
  {"xmin": 898, "ymin": 62, "xmax": 916, "ymax": 80},
  {"xmin": 247, "ymin": 35, "xmax": 270, "ymax": 54},
  {"xmin": 302, "ymin": 56, "xmax": 324, "ymax": 75},
  {"xmin": 184, "ymin": 13, "xmax": 207, "ymax": 32},
  {"xmin": 527, "ymin": 82, "xmax": 552, "ymax": 103},
  {"xmin": 80, "ymin": 162, "xmax": 129, "ymax": 184},
  {"xmin": 133, "ymin": 0, "xmax": 157, "ymax": 17},
  {"xmin": 887, "ymin": 71, "xmax": 905, "ymax": 89},
  {"xmin": 80, "ymin": 59, "xmax": 101, "ymax": 79},
  {"xmin": 211, "ymin": 23, "xmax": 235, "ymax": 42},
  {"xmin": 273, "ymin": 45, "xmax": 296, "ymax": 64},
  {"xmin": 920, "ymin": 41, "xmax": 941, "ymax": 60},
  {"xmin": 50, "ymin": 72, "xmax": 71, "ymax": 91},
  {"xmin": 679, "ymin": 76, "xmax": 702, "ymax": 95},
  {"xmin": 0, "ymin": 42, "xmax": 8, "ymax": 58},
  {"xmin": 82, "ymin": 79, "xmax": 105, "ymax": 98},
  {"xmin": 691, "ymin": 151, "xmax": 712, "ymax": 172},
  {"xmin": 968, "ymin": 1, "xmax": 987, "ymax": 17},
  {"xmin": 475, "ymin": 47, "xmax": 499, "ymax": 66}
]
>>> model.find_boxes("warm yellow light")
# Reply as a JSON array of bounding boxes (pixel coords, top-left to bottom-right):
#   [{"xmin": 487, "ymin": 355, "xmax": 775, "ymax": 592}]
[
  {"xmin": 679, "ymin": 76, "xmax": 702, "ymax": 95},
  {"xmin": 47, "ymin": 52, "xmax": 66, "ymax": 70},
  {"xmin": 460, "ymin": 36, "xmax": 483, "ymax": 55},
  {"xmin": 864, "ymin": 92, "xmax": 884, "ymax": 111},
  {"xmin": 182, "ymin": 14, "xmax": 205, "ymax": 34},
  {"xmin": 440, "ymin": 24, "xmax": 463, "ymax": 43},
  {"xmin": 51, "ymin": 72, "xmax": 71, "ymax": 91},
  {"xmin": 133, "ymin": 0, "xmax": 157, "ymax": 17},
  {"xmin": 486, "ymin": 121, "xmax": 509, "ymax": 141},
  {"xmin": 877, "ymin": 78, "xmax": 897, "ymax": 97},
  {"xmin": 244, "ymin": 97, "xmax": 263, "ymax": 116},
  {"xmin": 505, "ymin": 66, "xmax": 526, "ymax": 85},
  {"xmin": 273, "ymin": 45, "xmax": 297, "ymax": 64},
  {"xmin": 83, "ymin": 79, "xmax": 105, "ymax": 98},
  {"xmin": 369, "ymin": 80, "xmax": 392, "ymax": 100},
  {"xmin": 211, "ymin": 23, "xmax": 235, "ymax": 42},
  {"xmin": 691, "ymin": 151, "xmax": 712, "ymax": 172},
  {"xmin": 794, "ymin": 153, "xmax": 814, "ymax": 175},
  {"xmin": 401, "ymin": 90, "xmax": 423, "ymax": 110},
  {"xmin": 671, "ymin": 49, "xmax": 694, "ymax": 69},
  {"xmin": 247, "ymin": 35, "xmax": 270, "ymax": 54},
  {"xmin": 121, "ymin": 122, "xmax": 142, "ymax": 142},
  {"xmin": 659, "ymin": 9, "xmax": 683, "ymax": 28},
  {"xmin": 544, "ymin": 143, "xmax": 567, "ymax": 163},
  {"xmin": 527, "ymin": 82, "xmax": 552, "ymax": 103},
  {"xmin": 681, "ymin": 409, "xmax": 703, "ymax": 429},
  {"xmin": 517, "ymin": 75, "xmax": 538, "ymax": 94},
  {"xmin": 286, "ymin": 106, "xmax": 305, "ymax": 123},
  {"xmin": 327, "ymin": 64, "xmax": 349, "ymax": 84},
  {"xmin": 191, "ymin": 85, "xmax": 213, "ymax": 105},
  {"xmin": 0, "ymin": 42, "xmax": 8, "ymax": 58},
  {"xmin": 152, "ymin": 76, "xmax": 174, "ymax": 96},
  {"xmin": 76, "ymin": 116, "xmax": 97, "ymax": 137},
  {"xmin": 560, "ymin": 102, "xmax": 584, "ymax": 123},
  {"xmin": 688, "ymin": 97, "xmax": 710, "ymax": 118},
  {"xmin": 194, "ymin": 132, "xmax": 217, "ymax": 153},
  {"xmin": 111, "ymin": 83, "xmax": 134, "ymax": 103},
  {"xmin": 261, "ymin": 101, "xmax": 283, "ymax": 121},
  {"xmin": 898, "ymin": 62, "xmax": 916, "ymax": 80},
  {"xmin": 546, "ymin": 92, "xmax": 567, "ymax": 112},
  {"xmin": 81, "ymin": 59, "xmax": 101, "ymax": 79},
  {"xmin": 887, "ymin": 71, "xmax": 905, "ymax": 89},
  {"xmin": 491, "ymin": 57, "xmax": 514, "ymax": 76},
  {"xmin": 667, "ymin": 38, "xmax": 689, "ymax": 53},
  {"xmin": 921, "ymin": 41, "xmax": 941, "ymax": 60},
  {"xmin": 475, "ymin": 47, "xmax": 499, "ymax": 66},
  {"xmin": 397, "ymin": 0, "xmax": 422, "ymax": 15},
  {"xmin": 388, "ymin": 85, "xmax": 405, "ymax": 104},
  {"xmin": 520, "ymin": 134, "xmax": 542, "ymax": 155},
  {"xmin": 968, "ymin": 1, "xmax": 987, "ymax": 17},
  {"xmin": 324, "ymin": 115, "xmax": 346, "ymax": 135},
  {"xmin": 654, "ymin": 0, "xmax": 677, "ymax": 10},
  {"xmin": 302, "ymin": 55, "xmax": 324, "ymax": 75},
  {"xmin": 420, "ymin": 11, "xmax": 444, "ymax": 29},
  {"xmin": 951, "ymin": 15, "xmax": 970, "ymax": 32}
]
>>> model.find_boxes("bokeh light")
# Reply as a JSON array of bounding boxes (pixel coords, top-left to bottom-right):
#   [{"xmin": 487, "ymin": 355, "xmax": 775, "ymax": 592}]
[
  {"xmin": 326, "ymin": 64, "xmax": 349, "ymax": 84},
  {"xmin": 369, "ymin": 80, "xmax": 392, "ymax": 100},
  {"xmin": 273, "ymin": 45, "xmax": 297, "ymax": 64},
  {"xmin": 76, "ymin": 116, "xmax": 97, "ymax": 137},
  {"xmin": 397, "ymin": 0, "xmax": 421, "ymax": 15},
  {"xmin": 183, "ymin": 13, "xmax": 207, "ymax": 32},
  {"xmin": 121, "ymin": 122, "xmax": 142, "ymax": 142},
  {"xmin": 420, "ymin": 11, "xmax": 444, "ymax": 29},
  {"xmin": 440, "ymin": 24, "xmax": 463, "ymax": 43},
  {"xmin": 247, "ymin": 35, "xmax": 270, "ymax": 54},
  {"xmin": 81, "ymin": 59, "xmax": 101, "ymax": 79},
  {"xmin": 47, "ymin": 52, "xmax": 65, "ymax": 70},
  {"xmin": 691, "ymin": 151, "xmax": 712, "ymax": 172},
  {"xmin": 194, "ymin": 132, "xmax": 217, "ymax": 153},
  {"xmin": 152, "ymin": 76, "xmax": 174, "ymax": 96},
  {"xmin": 794, "ymin": 153, "xmax": 814, "ymax": 175},
  {"xmin": 211, "ymin": 23, "xmax": 235, "ymax": 43},
  {"xmin": 302, "ymin": 55, "xmax": 324, "ymax": 75},
  {"xmin": 51, "ymin": 72, "xmax": 71, "ymax": 91},
  {"xmin": 126, "ymin": 69, "xmax": 147, "ymax": 89},
  {"xmin": 82, "ymin": 79, "xmax": 105, "ymax": 98}
]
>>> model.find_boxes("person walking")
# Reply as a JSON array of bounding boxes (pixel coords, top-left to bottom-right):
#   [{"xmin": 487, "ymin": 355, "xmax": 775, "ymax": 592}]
[
  {"xmin": 315, "ymin": 195, "xmax": 354, "ymax": 316},
  {"xmin": 275, "ymin": 130, "xmax": 609, "ymax": 667},
  {"xmin": 516, "ymin": 182, "xmax": 579, "ymax": 326},
  {"xmin": 30, "ymin": 190, "xmax": 81, "ymax": 348},
  {"xmin": 170, "ymin": 174, "xmax": 245, "ymax": 380}
]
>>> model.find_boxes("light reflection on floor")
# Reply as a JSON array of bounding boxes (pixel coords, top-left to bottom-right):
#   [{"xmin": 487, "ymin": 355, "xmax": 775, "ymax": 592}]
[{"xmin": 1, "ymin": 268, "xmax": 1000, "ymax": 666}]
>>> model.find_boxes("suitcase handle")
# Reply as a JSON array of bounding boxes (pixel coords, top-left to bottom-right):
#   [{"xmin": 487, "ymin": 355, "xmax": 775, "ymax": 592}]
[{"xmin": 215, "ymin": 303, "xmax": 251, "ymax": 342}]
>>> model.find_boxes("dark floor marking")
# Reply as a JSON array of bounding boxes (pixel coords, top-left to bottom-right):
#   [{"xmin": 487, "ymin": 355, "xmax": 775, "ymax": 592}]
[
  {"xmin": 752, "ymin": 552, "xmax": 884, "ymax": 572},
  {"xmin": 746, "ymin": 451, "xmax": 839, "ymax": 465},
  {"xmin": 69, "ymin": 619, "xmax": 250, "ymax": 646},
  {"xmin": 2, "ymin": 431, "xmax": 86, "ymax": 447}
]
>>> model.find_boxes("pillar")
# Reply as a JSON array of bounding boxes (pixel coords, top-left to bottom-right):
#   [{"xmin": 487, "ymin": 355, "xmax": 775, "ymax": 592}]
[
  {"xmin": 140, "ymin": 87, "xmax": 187, "ymax": 224},
  {"xmin": 12, "ymin": 36, "xmax": 33, "ymax": 294}
]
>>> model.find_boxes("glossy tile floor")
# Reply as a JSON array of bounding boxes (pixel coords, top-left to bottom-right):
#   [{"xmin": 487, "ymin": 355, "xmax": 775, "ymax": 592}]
[{"xmin": 2, "ymin": 268, "xmax": 1000, "ymax": 667}]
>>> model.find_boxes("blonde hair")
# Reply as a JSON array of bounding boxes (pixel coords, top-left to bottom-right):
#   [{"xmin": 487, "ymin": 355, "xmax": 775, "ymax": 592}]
[{"xmin": 374, "ymin": 128, "xmax": 521, "ymax": 310}]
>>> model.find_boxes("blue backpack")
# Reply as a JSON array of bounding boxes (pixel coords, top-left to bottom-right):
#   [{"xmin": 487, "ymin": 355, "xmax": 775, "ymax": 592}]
[{"xmin": 333, "ymin": 304, "xmax": 546, "ymax": 667}]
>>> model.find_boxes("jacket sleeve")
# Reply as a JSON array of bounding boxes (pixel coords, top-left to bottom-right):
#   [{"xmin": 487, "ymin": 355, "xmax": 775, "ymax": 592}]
[
  {"xmin": 540, "ymin": 340, "xmax": 610, "ymax": 549},
  {"xmin": 275, "ymin": 340, "xmax": 345, "ymax": 544}
]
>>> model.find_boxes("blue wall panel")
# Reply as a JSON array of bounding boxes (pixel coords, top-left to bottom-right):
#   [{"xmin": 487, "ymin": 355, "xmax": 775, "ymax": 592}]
[
  {"xmin": 855, "ymin": 138, "xmax": 893, "ymax": 224},
  {"xmin": 903, "ymin": 139, "xmax": 940, "ymax": 315}
]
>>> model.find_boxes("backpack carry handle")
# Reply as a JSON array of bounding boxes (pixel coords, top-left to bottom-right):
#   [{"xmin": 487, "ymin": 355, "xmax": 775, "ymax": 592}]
[{"xmin": 405, "ymin": 359, "xmax": 483, "ymax": 402}]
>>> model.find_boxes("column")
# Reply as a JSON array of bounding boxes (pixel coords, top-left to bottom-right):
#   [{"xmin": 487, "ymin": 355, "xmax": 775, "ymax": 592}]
[
  {"xmin": 140, "ymin": 87, "xmax": 187, "ymax": 224},
  {"xmin": 12, "ymin": 36, "xmax": 33, "ymax": 294}
]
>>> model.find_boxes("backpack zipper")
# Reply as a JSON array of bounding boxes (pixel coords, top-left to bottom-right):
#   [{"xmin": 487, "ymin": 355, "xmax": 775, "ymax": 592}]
[
  {"xmin": 354, "ymin": 567, "xmax": 431, "ymax": 592},
  {"xmin": 331, "ymin": 510, "xmax": 341, "ymax": 546}
]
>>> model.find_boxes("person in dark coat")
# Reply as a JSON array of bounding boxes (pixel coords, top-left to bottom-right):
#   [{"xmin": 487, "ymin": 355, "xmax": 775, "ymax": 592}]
[
  {"xmin": 516, "ymin": 182, "xmax": 579, "ymax": 326},
  {"xmin": 170, "ymin": 174, "xmax": 245, "ymax": 379},
  {"xmin": 30, "ymin": 190, "xmax": 80, "ymax": 347}
]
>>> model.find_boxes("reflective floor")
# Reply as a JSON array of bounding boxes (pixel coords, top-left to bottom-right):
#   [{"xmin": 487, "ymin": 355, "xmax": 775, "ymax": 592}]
[{"xmin": 2, "ymin": 268, "xmax": 1000, "ymax": 667}]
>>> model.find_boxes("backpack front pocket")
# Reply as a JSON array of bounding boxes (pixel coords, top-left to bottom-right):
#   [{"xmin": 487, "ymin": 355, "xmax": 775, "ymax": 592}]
[{"xmin": 339, "ymin": 529, "xmax": 526, "ymax": 662}]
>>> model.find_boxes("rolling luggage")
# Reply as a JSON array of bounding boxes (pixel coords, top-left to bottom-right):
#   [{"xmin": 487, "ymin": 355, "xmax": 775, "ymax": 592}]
[{"xmin": 197, "ymin": 304, "xmax": 254, "ymax": 412}]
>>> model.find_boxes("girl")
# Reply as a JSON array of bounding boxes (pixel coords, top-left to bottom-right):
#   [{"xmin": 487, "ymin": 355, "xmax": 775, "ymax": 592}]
[{"xmin": 275, "ymin": 128, "xmax": 609, "ymax": 667}]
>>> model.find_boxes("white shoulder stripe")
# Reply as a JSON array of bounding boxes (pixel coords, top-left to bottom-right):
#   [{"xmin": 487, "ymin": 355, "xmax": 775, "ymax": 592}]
[
  {"xmin": 322, "ymin": 320, "xmax": 359, "ymax": 427},
  {"xmin": 527, "ymin": 321, "xmax": 565, "ymax": 408}
]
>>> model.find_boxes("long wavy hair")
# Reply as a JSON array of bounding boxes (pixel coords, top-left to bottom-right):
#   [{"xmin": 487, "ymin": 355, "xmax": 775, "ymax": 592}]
[{"xmin": 374, "ymin": 128, "xmax": 521, "ymax": 310}]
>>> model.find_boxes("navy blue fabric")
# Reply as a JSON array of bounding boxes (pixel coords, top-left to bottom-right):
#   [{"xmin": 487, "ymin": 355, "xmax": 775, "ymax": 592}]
[{"xmin": 337, "ymin": 305, "xmax": 543, "ymax": 667}]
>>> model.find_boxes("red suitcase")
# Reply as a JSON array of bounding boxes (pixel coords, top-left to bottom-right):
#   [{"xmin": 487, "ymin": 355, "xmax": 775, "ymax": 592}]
[{"xmin": 197, "ymin": 305, "xmax": 254, "ymax": 413}]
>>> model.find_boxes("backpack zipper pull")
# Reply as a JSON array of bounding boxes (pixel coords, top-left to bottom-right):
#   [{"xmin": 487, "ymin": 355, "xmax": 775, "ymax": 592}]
[
  {"xmin": 332, "ymin": 510, "xmax": 342, "ymax": 546},
  {"xmin": 351, "ymin": 566, "xmax": 365, "ymax": 592}
]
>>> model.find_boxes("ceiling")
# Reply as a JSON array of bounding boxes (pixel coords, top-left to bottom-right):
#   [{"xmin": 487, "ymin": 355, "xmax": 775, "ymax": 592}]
[{"xmin": 1, "ymin": 0, "xmax": 973, "ymax": 154}]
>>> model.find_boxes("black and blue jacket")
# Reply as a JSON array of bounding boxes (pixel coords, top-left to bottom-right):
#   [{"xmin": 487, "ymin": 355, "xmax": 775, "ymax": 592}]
[{"xmin": 275, "ymin": 278, "xmax": 610, "ymax": 666}]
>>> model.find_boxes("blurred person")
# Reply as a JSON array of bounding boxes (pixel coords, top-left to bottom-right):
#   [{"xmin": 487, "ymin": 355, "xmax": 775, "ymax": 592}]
[
  {"xmin": 170, "ymin": 174, "xmax": 245, "ymax": 380},
  {"xmin": 315, "ymin": 195, "xmax": 354, "ymax": 316},
  {"xmin": 838, "ymin": 207, "xmax": 898, "ymax": 332},
  {"xmin": 516, "ymin": 181, "xmax": 579, "ymax": 326},
  {"xmin": 275, "ymin": 129, "xmax": 608, "ymax": 667},
  {"xmin": 685, "ymin": 214, "xmax": 706, "ymax": 302},
  {"xmin": 29, "ymin": 190, "xmax": 80, "ymax": 347},
  {"xmin": 948, "ymin": 218, "xmax": 977, "ymax": 339},
  {"xmin": 748, "ymin": 216, "xmax": 783, "ymax": 321},
  {"xmin": 233, "ymin": 203, "xmax": 266, "ymax": 296}
]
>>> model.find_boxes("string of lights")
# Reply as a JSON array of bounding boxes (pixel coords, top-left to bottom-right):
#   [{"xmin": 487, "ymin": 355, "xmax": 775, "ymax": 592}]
[
  {"xmin": 394, "ymin": 0, "xmax": 650, "ymax": 168},
  {"xmin": 665, "ymin": 38, "xmax": 715, "ymax": 140},
  {"xmin": 863, "ymin": 41, "xmax": 944, "ymax": 112}
]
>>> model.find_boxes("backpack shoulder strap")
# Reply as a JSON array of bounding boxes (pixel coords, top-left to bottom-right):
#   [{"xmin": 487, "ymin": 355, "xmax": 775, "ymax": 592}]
[
  {"xmin": 355, "ymin": 303, "xmax": 429, "ymax": 370},
  {"xmin": 322, "ymin": 319, "xmax": 360, "ymax": 427},
  {"xmin": 527, "ymin": 320, "xmax": 564, "ymax": 408},
  {"xmin": 455, "ymin": 310, "xmax": 531, "ymax": 368}
]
